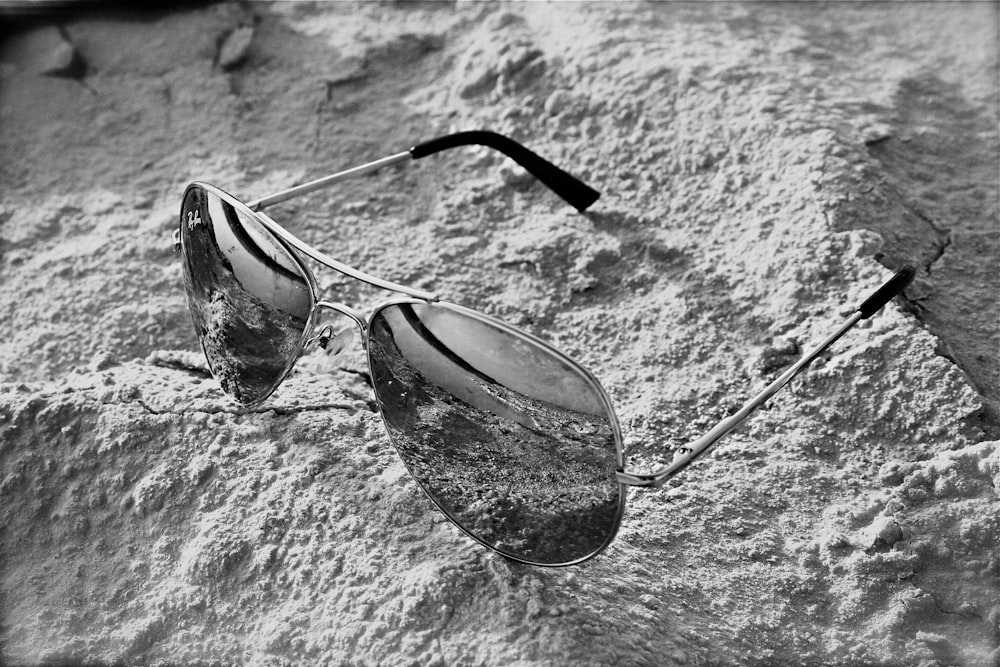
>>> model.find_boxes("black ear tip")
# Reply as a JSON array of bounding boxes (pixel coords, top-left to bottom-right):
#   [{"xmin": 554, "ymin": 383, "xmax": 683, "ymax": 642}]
[
  {"xmin": 411, "ymin": 131, "xmax": 600, "ymax": 213},
  {"xmin": 857, "ymin": 264, "xmax": 918, "ymax": 319},
  {"xmin": 574, "ymin": 188, "xmax": 601, "ymax": 212}
]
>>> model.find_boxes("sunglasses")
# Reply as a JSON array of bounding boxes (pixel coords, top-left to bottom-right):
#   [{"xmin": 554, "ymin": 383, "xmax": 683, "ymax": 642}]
[{"xmin": 175, "ymin": 130, "xmax": 914, "ymax": 567}]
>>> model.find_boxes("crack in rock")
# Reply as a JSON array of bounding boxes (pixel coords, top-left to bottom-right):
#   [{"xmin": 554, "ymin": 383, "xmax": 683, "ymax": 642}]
[{"xmin": 126, "ymin": 398, "xmax": 362, "ymax": 418}]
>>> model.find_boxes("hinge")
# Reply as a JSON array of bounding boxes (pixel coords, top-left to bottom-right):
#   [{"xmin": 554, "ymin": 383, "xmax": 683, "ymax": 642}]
[{"xmin": 615, "ymin": 468, "xmax": 660, "ymax": 487}]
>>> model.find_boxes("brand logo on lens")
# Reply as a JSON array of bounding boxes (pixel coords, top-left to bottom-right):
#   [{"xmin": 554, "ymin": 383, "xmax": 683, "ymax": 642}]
[{"xmin": 186, "ymin": 210, "xmax": 202, "ymax": 229}]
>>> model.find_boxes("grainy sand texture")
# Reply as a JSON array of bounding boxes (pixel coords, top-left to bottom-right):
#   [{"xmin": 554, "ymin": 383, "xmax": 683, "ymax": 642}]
[{"xmin": 1, "ymin": 3, "xmax": 998, "ymax": 665}]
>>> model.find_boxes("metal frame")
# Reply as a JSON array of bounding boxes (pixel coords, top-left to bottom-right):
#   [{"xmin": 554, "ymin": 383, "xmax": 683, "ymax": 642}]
[
  {"xmin": 246, "ymin": 153, "xmax": 412, "ymax": 211},
  {"xmin": 178, "ymin": 130, "xmax": 915, "ymax": 565},
  {"xmin": 615, "ymin": 312, "xmax": 865, "ymax": 487}
]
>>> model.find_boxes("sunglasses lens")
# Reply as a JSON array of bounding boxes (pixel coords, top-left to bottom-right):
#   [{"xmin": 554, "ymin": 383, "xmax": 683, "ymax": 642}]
[
  {"xmin": 180, "ymin": 185, "xmax": 313, "ymax": 404},
  {"xmin": 368, "ymin": 303, "xmax": 624, "ymax": 565}
]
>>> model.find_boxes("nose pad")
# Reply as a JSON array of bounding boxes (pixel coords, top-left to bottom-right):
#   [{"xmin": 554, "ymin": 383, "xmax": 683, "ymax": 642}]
[
  {"xmin": 311, "ymin": 300, "xmax": 367, "ymax": 356},
  {"xmin": 309, "ymin": 324, "xmax": 355, "ymax": 357}
]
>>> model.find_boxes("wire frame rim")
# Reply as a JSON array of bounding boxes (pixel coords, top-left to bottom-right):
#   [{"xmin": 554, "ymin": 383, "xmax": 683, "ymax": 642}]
[
  {"xmin": 364, "ymin": 297, "xmax": 627, "ymax": 567},
  {"xmin": 180, "ymin": 181, "xmax": 322, "ymax": 409}
]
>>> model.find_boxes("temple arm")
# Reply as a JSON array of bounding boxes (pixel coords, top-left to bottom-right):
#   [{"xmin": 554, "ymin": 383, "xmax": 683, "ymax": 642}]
[
  {"xmin": 246, "ymin": 130, "xmax": 600, "ymax": 212},
  {"xmin": 616, "ymin": 266, "xmax": 917, "ymax": 488}
]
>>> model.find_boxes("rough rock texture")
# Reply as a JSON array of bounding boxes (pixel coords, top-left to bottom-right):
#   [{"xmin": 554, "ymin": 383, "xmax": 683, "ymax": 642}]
[{"xmin": 1, "ymin": 3, "xmax": 997, "ymax": 666}]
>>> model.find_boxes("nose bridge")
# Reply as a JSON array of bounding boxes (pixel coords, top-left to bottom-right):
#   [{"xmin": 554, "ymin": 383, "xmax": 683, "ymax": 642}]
[{"xmin": 315, "ymin": 301, "xmax": 368, "ymax": 339}]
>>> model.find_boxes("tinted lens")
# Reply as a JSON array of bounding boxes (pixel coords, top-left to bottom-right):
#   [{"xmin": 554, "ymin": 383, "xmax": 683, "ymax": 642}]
[
  {"xmin": 368, "ymin": 303, "xmax": 624, "ymax": 565},
  {"xmin": 180, "ymin": 185, "xmax": 313, "ymax": 404}
]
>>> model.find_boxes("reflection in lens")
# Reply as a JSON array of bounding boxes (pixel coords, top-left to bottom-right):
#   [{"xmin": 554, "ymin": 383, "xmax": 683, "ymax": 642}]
[
  {"xmin": 368, "ymin": 303, "xmax": 624, "ymax": 565},
  {"xmin": 180, "ymin": 185, "xmax": 313, "ymax": 404}
]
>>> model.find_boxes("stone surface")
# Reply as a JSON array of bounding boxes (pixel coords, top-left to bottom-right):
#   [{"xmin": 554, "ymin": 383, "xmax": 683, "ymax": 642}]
[{"xmin": 1, "ymin": 3, "xmax": 997, "ymax": 665}]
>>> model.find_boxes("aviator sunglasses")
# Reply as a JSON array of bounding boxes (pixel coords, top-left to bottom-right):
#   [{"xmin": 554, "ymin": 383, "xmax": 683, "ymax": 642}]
[{"xmin": 176, "ymin": 130, "xmax": 914, "ymax": 566}]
